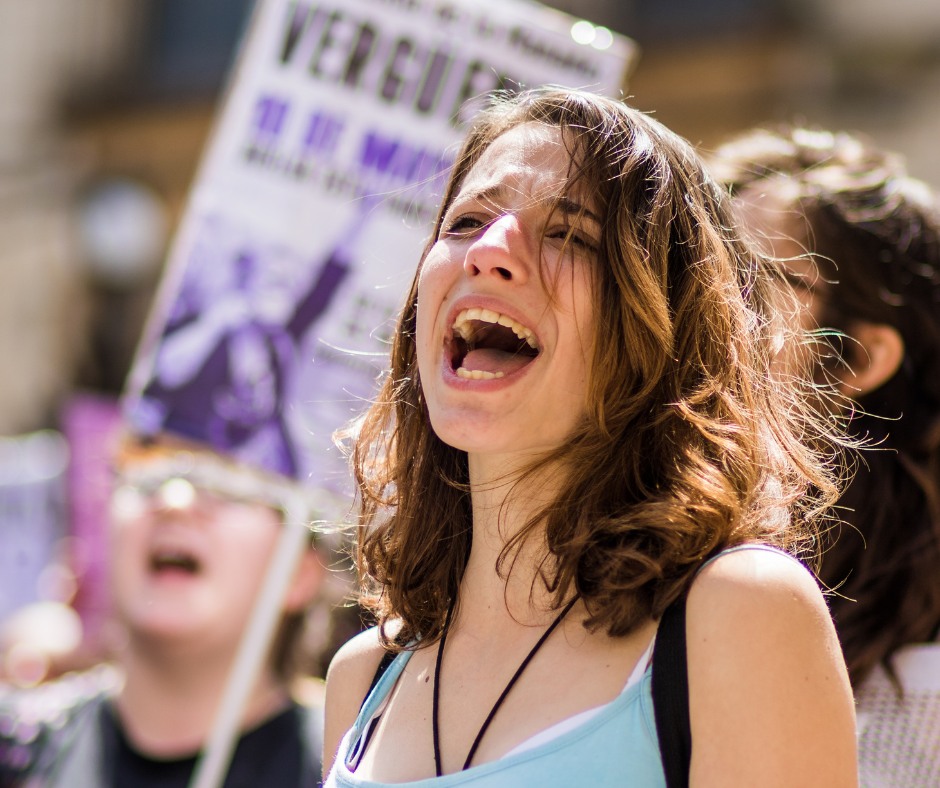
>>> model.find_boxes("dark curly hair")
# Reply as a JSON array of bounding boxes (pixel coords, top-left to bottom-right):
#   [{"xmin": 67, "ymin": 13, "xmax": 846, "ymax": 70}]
[{"xmin": 711, "ymin": 125, "xmax": 940, "ymax": 687}]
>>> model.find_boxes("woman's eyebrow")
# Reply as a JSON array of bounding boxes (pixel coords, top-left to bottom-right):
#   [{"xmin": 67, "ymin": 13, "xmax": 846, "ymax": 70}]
[
  {"xmin": 453, "ymin": 185, "xmax": 601, "ymax": 227},
  {"xmin": 456, "ymin": 183, "xmax": 508, "ymax": 208}
]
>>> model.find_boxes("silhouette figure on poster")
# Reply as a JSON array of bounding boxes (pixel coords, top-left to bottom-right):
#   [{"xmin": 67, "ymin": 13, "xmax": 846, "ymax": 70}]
[{"xmin": 137, "ymin": 215, "xmax": 364, "ymax": 479}]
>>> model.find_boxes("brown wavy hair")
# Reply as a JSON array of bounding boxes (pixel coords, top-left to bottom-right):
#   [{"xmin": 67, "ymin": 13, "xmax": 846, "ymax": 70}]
[
  {"xmin": 711, "ymin": 125, "xmax": 940, "ymax": 687},
  {"xmin": 348, "ymin": 89, "xmax": 846, "ymax": 650}
]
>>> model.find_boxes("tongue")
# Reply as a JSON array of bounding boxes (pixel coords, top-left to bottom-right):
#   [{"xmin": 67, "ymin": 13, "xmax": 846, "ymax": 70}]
[{"xmin": 461, "ymin": 348, "xmax": 534, "ymax": 376}]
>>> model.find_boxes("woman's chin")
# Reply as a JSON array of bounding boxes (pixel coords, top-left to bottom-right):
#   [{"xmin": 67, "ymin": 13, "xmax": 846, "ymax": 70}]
[{"xmin": 119, "ymin": 599, "xmax": 220, "ymax": 647}]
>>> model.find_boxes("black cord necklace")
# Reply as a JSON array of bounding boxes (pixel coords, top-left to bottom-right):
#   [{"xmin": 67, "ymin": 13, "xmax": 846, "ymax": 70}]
[{"xmin": 431, "ymin": 594, "xmax": 581, "ymax": 776}]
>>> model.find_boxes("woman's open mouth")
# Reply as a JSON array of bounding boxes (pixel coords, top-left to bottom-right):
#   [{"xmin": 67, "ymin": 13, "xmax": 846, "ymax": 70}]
[
  {"xmin": 149, "ymin": 547, "xmax": 201, "ymax": 576},
  {"xmin": 449, "ymin": 307, "xmax": 540, "ymax": 380}
]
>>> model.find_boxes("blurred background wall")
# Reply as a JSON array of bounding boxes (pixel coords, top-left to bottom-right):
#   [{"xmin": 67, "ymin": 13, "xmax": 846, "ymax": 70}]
[{"xmin": 2, "ymin": 0, "xmax": 938, "ymax": 439}]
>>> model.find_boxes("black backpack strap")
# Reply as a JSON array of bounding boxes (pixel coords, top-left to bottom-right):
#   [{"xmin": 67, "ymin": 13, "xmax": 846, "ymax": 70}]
[{"xmin": 652, "ymin": 596, "xmax": 692, "ymax": 788}]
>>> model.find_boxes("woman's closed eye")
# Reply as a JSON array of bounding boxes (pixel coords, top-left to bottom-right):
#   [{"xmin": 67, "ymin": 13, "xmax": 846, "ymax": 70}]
[
  {"xmin": 547, "ymin": 225, "xmax": 598, "ymax": 254},
  {"xmin": 443, "ymin": 214, "xmax": 488, "ymax": 238}
]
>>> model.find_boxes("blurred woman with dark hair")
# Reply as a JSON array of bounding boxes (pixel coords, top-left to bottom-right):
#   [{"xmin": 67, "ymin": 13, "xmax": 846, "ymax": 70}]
[{"xmin": 712, "ymin": 126, "xmax": 940, "ymax": 785}]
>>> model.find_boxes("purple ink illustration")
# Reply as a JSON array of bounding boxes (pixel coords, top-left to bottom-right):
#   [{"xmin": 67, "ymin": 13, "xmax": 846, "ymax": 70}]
[{"xmin": 130, "ymin": 210, "xmax": 369, "ymax": 480}]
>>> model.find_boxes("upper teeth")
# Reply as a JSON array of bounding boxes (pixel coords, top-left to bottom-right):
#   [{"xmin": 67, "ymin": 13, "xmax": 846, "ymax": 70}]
[{"xmin": 452, "ymin": 307, "xmax": 538, "ymax": 349}]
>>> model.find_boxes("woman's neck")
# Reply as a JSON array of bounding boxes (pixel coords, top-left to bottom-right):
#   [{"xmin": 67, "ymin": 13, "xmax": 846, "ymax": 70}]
[
  {"xmin": 115, "ymin": 639, "xmax": 289, "ymax": 758},
  {"xmin": 462, "ymin": 454, "xmax": 565, "ymax": 627}
]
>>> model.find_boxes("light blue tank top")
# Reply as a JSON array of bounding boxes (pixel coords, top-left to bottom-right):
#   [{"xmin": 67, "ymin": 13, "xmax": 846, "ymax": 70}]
[
  {"xmin": 324, "ymin": 647, "xmax": 665, "ymax": 788},
  {"xmin": 324, "ymin": 544, "xmax": 801, "ymax": 787}
]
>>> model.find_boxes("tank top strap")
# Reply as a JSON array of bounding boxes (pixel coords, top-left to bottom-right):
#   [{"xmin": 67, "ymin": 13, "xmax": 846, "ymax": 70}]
[
  {"xmin": 359, "ymin": 650, "xmax": 412, "ymax": 723},
  {"xmin": 343, "ymin": 649, "xmax": 414, "ymax": 772}
]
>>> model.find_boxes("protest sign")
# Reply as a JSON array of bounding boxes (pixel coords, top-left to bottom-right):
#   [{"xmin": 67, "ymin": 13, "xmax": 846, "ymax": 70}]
[
  {"xmin": 60, "ymin": 393, "xmax": 122, "ymax": 647},
  {"xmin": 123, "ymin": 0, "xmax": 637, "ymax": 517},
  {"xmin": 0, "ymin": 431, "xmax": 69, "ymax": 625}
]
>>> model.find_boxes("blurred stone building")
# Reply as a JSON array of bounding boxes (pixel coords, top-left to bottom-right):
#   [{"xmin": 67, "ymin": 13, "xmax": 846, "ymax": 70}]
[
  {"xmin": 1, "ymin": 0, "xmax": 939, "ymax": 435},
  {"xmin": 0, "ymin": 0, "xmax": 246, "ymax": 435},
  {"xmin": 0, "ymin": 0, "xmax": 125, "ymax": 433}
]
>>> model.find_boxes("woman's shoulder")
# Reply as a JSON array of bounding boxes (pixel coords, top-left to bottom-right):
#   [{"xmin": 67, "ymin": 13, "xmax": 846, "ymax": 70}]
[
  {"xmin": 325, "ymin": 625, "xmax": 391, "ymax": 703},
  {"xmin": 683, "ymin": 545, "xmax": 857, "ymax": 786},
  {"xmin": 687, "ymin": 545, "xmax": 830, "ymax": 645},
  {"xmin": 323, "ymin": 624, "xmax": 399, "ymax": 775},
  {"xmin": 693, "ymin": 543, "xmax": 817, "ymax": 594}
]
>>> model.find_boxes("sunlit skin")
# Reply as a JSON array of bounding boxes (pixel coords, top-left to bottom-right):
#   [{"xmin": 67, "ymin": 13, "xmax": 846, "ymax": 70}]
[
  {"xmin": 737, "ymin": 189, "xmax": 904, "ymax": 402},
  {"xmin": 734, "ymin": 194, "xmax": 835, "ymax": 384},
  {"xmin": 343, "ymin": 124, "xmax": 662, "ymax": 778},
  {"xmin": 416, "ymin": 123, "xmax": 600, "ymax": 483},
  {"xmin": 735, "ymin": 194, "xmax": 828, "ymax": 330}
]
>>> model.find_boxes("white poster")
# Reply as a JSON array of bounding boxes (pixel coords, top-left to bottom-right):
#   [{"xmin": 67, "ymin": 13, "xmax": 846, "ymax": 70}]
[
  {"xmin": 0, "ymin": 431, "xmax": 69, "ymax": 624},
  {"xmin": 123, "ymin": 0, "xmax": 636, "ymax": 515}
]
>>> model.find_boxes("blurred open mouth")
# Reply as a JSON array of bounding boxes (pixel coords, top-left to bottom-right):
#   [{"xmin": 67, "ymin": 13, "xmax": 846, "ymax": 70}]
[
  {"xmin": 149, "ymin": 547, "xmax": 201, "ymax": 576},
  {"xmin": 449, "ymin": 307, "xmax": 540, "ymax": 380}
]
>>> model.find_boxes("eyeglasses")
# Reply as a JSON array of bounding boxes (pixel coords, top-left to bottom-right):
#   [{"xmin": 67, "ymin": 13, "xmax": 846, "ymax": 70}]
[
  {"xmin": 109, "ymin": 445, "xmax": 342, "ymax": 544},
  {"xmin": 113, "ymin": 475, "xmax": 247, "ymax": 512},
  {"xmin": 111, "ymin": 450, "xmax": 300, "ymax": 516}
]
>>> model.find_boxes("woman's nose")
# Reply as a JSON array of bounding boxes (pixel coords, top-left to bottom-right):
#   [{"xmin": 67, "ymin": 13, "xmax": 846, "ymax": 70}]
[{"xmin": 463, "ymin": 213, "xmax": 530, "ymax": 283}]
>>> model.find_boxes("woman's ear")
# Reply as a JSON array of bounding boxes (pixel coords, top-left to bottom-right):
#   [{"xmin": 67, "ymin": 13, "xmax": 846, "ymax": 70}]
[
  {"xmin": 837, "ymin": 321, "xmax": 904, "ymax": 398},
  {"xmin": 282, "ymin": 547, "xmax": 325, "ymax": 613}
]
